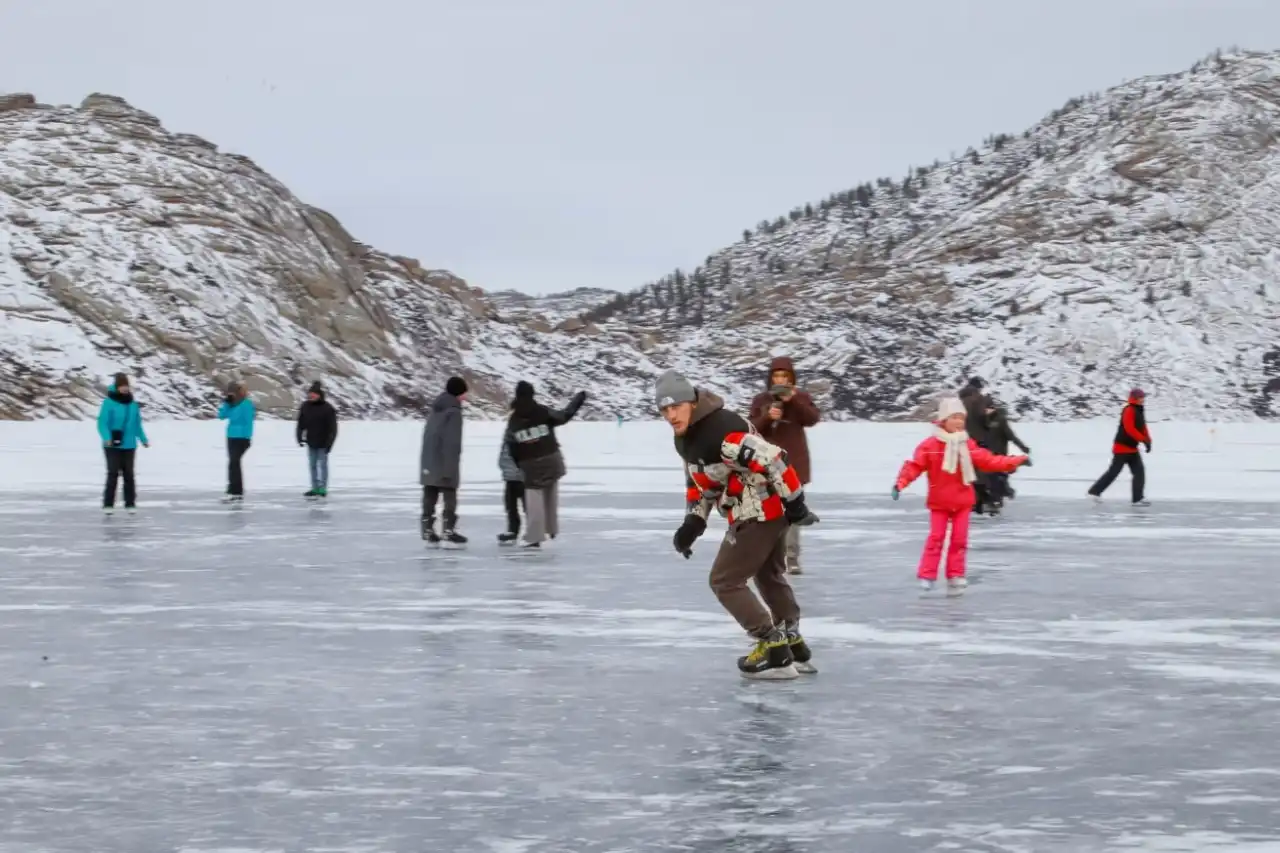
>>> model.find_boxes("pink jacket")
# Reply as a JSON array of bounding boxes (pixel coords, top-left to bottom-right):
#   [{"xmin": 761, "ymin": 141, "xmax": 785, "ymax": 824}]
[{"xmin": 895, "ymin": 434, "xmax": 1028, "ymax": 513}]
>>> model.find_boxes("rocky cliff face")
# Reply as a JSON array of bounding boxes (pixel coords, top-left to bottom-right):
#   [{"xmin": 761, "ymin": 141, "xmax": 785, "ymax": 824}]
[
  {"xmin": 3, "ymin": 50, "xmax": 1280, "ymax": 422},
  {"xmin": 570, "ymin": 49, "xmax": 1280, "ymax": 420}
]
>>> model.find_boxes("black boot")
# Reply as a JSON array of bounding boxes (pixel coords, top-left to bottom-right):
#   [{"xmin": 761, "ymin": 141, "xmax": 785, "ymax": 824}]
[
  {"xmin": 737, "ymin": 627, "xmax": 798, "ymax": 680},
  {"xmin": 441, "ymin": 528, "xmax": 468, "ymax": 548},
  {"xmin": 497, "ymin": 531, "xmax": 519, "ymax": 546},
  {"xmin": 421, "ymin": 516, "xmax": 440, "ymax": 545},
  {"xmin": 783, "ymin": 621, "xmax": 817, "ymax": 674}
]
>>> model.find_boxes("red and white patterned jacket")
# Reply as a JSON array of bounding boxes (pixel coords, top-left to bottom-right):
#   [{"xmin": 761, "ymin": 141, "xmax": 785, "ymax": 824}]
[{"xmin": 676, "ymin": 390, "xmax": 804, "ymax": 526}]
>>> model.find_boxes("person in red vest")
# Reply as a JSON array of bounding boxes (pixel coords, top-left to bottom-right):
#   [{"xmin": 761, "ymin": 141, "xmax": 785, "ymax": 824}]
[{"xmin": 1087, "ymin": 388, "xmax": 1152, "ymax": 506}]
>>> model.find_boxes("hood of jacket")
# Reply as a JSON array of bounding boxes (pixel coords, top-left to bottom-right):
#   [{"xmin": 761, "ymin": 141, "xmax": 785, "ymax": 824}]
[
  {"xmin": 107, "ymin": 386, "xmax": 134, "ymax": 405},
  {"xmin": 767, "ymin": 356, "xmax": 796, "ymax": 386},
  {"xmin": 511, "ymin": 394, "xmax": 543, "ymax": 418},
  {"xmin": 432, "ymin": 392, "xmax": 462, "ymax": 414},
  {"xmin": 305, "ymin": 390, "xmax": 327, "ymax": 405},
  {"xmin": 690, "ymin": 389, "xmax": 725, "ymax": 426}
]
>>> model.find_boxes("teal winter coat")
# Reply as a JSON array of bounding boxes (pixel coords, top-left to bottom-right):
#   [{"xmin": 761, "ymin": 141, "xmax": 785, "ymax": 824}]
[
  {"xmin": 218, "ymin": 398, "xmax": 256, "ymax": 439},
  {"xmin": 97, "ymin": 387, "xmax": 149, "ymax": 450}
]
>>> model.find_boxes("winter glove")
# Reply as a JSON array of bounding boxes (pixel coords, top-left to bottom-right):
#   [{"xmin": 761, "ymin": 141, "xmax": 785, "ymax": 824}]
[
  {"xmin": 891, "ymin": 486, "xmax": 900, "ymax": 500},
  {"xmin": 784, "ymin": 495, "xmax": 819, "ymax": 526},
  {"xmin": 1021, "ymin": 456, "xmax": 1033, "ymax": 468},
  {"xmin": 672, "ymin": 514, "xmax": 707, "ymax": 558},
  {"xmin": 1144, "ymin": 441, "xmax": 1152, "ymax": 453}
]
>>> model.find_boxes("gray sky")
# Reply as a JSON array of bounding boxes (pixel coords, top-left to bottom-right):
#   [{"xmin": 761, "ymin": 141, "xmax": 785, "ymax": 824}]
[{"xmin": 2, "ymin": 1, "xmax": 1277, "ymax": 295}]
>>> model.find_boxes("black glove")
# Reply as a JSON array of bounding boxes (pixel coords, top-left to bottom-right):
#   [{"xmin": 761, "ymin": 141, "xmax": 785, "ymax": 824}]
[
  {"xmin": 1144, "ymin": 441, "xmax": 1152, "ymax": 453},
  {"xmin": 672, "ymin": 514, "xmax": 707, "ymax": 558},
  {"xmin": 784, "ymin": 495, "xmax": 819, "ymax": 526}
]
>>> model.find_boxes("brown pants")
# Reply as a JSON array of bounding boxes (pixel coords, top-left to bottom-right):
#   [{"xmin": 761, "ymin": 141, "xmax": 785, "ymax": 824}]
[{"xmin": 708, "ymin": 517, "xmax": 800, "ymax": 635}]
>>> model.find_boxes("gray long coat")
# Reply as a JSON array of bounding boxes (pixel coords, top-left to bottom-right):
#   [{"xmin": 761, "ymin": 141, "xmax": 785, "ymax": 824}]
[{"xmin": 420, "ymin": 392, "xmax": 463, "ymax": 488}]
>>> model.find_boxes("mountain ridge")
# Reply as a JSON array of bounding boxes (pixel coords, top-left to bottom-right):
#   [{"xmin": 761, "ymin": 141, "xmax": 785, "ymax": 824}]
[{"xmin": 3, "ymin": 49, "xmax": 1280, "ymax": 421}]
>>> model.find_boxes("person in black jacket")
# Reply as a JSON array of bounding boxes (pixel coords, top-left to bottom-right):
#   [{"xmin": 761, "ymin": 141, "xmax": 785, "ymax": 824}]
[
  {"xmin": 959, "ymin": 380, "xmax": 994, "ymax": 513},
  {"xmin": 296, "ymin": 381, "xmax": 338, "ymax": 498},
  {"xmin": 983, "ymin": 399, "xmax": 1030, "ymax": 513},
  {"xmin": 505, "ymin": 381, "xmax": 587, "ymax": 548}
]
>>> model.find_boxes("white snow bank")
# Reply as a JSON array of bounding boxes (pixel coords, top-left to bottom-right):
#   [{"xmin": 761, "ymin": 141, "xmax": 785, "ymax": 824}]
[{"xmin": 0, "ymin": 419, "xmax": 1276, "ymax": 501}]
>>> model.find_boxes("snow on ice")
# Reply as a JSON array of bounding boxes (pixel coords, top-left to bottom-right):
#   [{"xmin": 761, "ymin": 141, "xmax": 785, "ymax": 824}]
[{"xmin": 1, "ymin": 419, "xmax": 1279, "ymax": 851}]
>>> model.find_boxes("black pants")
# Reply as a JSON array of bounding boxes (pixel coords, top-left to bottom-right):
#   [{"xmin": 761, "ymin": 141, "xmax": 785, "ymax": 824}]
[
  {"xmin": 103, "ymin": 448, "xmax": 136, "ymax": 508},
  {"xmin": 422, "ymin": 486, "xmax": 458, "ymax": 530},
  {"xmin": 503, "ymin": 481, "xmax": 526, "ymax": 534},
  {"xmin": 227, "ymin": 438, "xmax": 251, "ymax": 496},
  {"xmin": 987, "ymin": 473, "xmax": 1009, "ymax": 504},
  {"xmin": 1089, "ymin": 453, "xmax": 1145, "ymax": 502}
]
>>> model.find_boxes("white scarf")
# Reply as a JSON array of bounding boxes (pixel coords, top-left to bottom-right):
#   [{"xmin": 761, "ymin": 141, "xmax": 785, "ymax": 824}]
[{"xmin": 934, "ymin": 426, "xmax": 976, "ymax": 485}]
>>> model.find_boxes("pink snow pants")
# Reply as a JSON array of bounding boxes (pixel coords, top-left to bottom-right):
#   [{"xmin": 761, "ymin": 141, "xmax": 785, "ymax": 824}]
[{"xmin": 917, "ymin": 508, "xmax": 971, "ymax": 580}]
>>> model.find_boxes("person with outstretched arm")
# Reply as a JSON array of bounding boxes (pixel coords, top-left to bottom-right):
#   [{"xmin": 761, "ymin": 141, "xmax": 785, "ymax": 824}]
[{"xmin": 505, "ymin": 381, "xmax": 587, "ymax": 548}]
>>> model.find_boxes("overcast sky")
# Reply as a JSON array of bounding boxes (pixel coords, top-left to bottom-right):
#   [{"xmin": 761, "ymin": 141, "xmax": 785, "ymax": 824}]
[{"xmin": 2, "ymin": 1, "xmax": 1277, "ymax": 295}]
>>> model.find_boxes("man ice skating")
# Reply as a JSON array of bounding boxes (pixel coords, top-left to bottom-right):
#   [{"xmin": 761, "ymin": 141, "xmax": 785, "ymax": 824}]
[
  {"xmin": 420, "ymin": 376, "xmax": 468, "ymax": 546},
  {"xmin": 96, "ymin": 372, "xmax": 150, "ymax": 513},
  {"xmin": 657, "ymin": 369, "xmax": 819, "ymax": 681},
  {"xmin": 496, "ymin": 438, "xmax": 526, "ymax": 545},
  {"xmin": 217, "ymin": 381, "xmax": 256, "ymax": 502},
  {"xmin": 1088, "ymin": 388, "xmax": 1151, "ymax": 506},
  {"xmin": 296, "ymin": 381, "xmax": 338, "ymax": 498},
  {"xmin": 748, "ymin": 356, "xmax": 820, "ymax": 574},
  {"xmin": 505, "ymin": 381, "xmax": 587, "ymax": 548}
]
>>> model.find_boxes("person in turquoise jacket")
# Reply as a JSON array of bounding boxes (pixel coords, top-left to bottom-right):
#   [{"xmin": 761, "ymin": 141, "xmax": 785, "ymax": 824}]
[
  {"xmin": 217, "ymin": 381, "xmax": 256, "ymax": 501},
  {"xmin": 96, "ymin": 372, "xmax": 149, "ymax": 513}
]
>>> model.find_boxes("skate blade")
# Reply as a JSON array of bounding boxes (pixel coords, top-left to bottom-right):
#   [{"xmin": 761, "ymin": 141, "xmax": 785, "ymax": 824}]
[
  {"xmin": 793, "ymin": 661, "xmax": 818, "ymax": 675},
  {"xmin": 740, "ymin": 664, "xmax": 800, "ymax": 681},
  {"xmin": 440, "ymin": 543, "xmax": 466, "ymax": 550}
]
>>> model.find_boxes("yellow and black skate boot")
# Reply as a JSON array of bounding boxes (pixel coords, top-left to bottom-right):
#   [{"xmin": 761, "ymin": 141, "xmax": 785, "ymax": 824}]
[
  {"xmin": 737, "ymin": 627, "xmax": 799, "ymax": 680},
  {"xmin": 783, "ymin": 621, "xmax": 817, "ymax": 674}
]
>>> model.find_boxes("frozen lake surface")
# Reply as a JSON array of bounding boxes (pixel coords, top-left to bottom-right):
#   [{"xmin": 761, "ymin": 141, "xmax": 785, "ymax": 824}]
[{"xmin": 3, "ymin": 452, "xmax": 1280, "ymax": 851}]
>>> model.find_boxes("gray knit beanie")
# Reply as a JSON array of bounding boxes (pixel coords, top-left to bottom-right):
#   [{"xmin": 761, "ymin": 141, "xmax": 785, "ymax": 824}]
[{"xmin": 654, "ymin": 369, "xmax": 697, "ymax": 410}]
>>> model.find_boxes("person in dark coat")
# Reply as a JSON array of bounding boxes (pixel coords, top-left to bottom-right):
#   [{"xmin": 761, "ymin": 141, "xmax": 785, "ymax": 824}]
[
  {"xmin": 296, "ymin": 381, "xmax": 339, "ymax": 498},
  {"xmin": 983, "ymin": 399, "xmax": 1030, "ymax": 512},
  {"xmin": 505, "ymin": 381, "xmax": 587, "ymax": 548},
  {"xmin": 420, "ymin": 376, "xmax": 468, "ymax": 545},
  {"xmin": 747, "ymin": 356, "xmax": 820, "ymax": 573},
  {"xmin": 1088, "ymin": 388, "xmax": 1152, "ymax": 505},
  {"xmin": 958, "ymin": 380, "xmax": 994, "ymax": 513}
]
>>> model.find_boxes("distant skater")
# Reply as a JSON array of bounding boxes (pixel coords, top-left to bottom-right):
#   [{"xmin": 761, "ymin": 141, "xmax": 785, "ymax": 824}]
[
  {"xmin": 420, "ymin": 377, "xmax": 468, "ymax": 546},
  {"xmin": 1088, "ymin": 388, "xmax": 1151, "ymax": 506},
  {"xmin": 296, "ymin": 381, "xmax": 338, "ymax": 498},
  {"xmin": 893, "ymin": 398, "xmax": 1030, "ymax": 592},
  {"xmin": 497, "ymin": 437, "xmax": 526, "ymax": 545},
  {"xmin": 505, "ymin": 381, "xmax": 587, "ymax": 548},
  {"xmin": 983, "ymin": 398, "xmax": 1030, "ymax": 513},
  {"xmin": 96, "ymin": 372, "xmax": 149, "ymax": 514},
  {"xmin": 218, "ymin": 382, "xmax": 256, "ymax": 503}
]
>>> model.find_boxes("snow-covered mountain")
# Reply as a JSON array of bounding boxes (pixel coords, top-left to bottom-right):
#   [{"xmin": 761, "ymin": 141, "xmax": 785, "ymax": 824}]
[
  {"xmin": 574, "ymin": 49, "xmax": 1280, "ymax": 420},
  {"xmin": 3, "ymin": 49, "xmax": 1280, "ymax": 421}
]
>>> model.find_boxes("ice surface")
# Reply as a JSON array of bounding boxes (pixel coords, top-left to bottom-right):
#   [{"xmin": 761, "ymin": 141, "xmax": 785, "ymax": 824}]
[{"xmin": 1, "ymin": 422, "xmax": 1279, "ymax": 851}]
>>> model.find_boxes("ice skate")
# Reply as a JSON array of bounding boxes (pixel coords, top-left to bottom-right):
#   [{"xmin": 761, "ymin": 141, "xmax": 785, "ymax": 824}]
[
  {"xmin": 1132, "ymin": 499, "xmax": 1151, "ymax": 507},
  {"xmin": 738, "ymin": 628, "xmax": 799, "ymax": 680},
  {"xmin": 304, "ymin": 489, "xmax": 319, "ymax": 499},
  {"xmin": 1089, "ymin": 494, "xmax": 1103, "ymax": 505},
  {"xmin": 421, "ymin": 517, "xmax": 440, "ymax": 545},
  {"xmin": 519, "ymin": 539, "xmax": 542, "ymax": 550},
  {"xmin": 947, "ymin": 577, "xmax": 968, "ymax": 595},
  {"xmin": 785, "ymin": 557, "xmax": 803, "ymax": 575},
  {"xmin": 783, "ymin": 622, "xmax": 817, "ymax": 674},
  {"xmin": 125, "ymin": 505, "xmax": 137, "ymax": 515},
  {"xmin": 919, "ymin": 579, "xmax": 935, "ymax": 592},
  {"xmin": 441, "ymin": 529, "xmax": 468, "ymax": 549},
  {"xmin": 222, "ymin": 495, "xmax": 243, "ymax": 505},
  {"xmin": 102, "ymin": 506, "xmax": 115, "ymax": 516},
  {"xmin": 497, "ymin": 532, "xmax": 519, "ymax": 546}
]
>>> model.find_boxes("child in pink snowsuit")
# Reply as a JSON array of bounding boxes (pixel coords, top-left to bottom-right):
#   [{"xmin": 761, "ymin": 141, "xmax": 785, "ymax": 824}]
[{"xmin": 893, "ymin": 397, "xmax": 1030, "ymax": 591}]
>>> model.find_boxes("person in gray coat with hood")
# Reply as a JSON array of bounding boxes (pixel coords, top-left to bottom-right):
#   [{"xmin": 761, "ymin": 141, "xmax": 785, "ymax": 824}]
[{"xmin": 420, "ymin": 376, "xmax": 468, "ymax": 545}]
